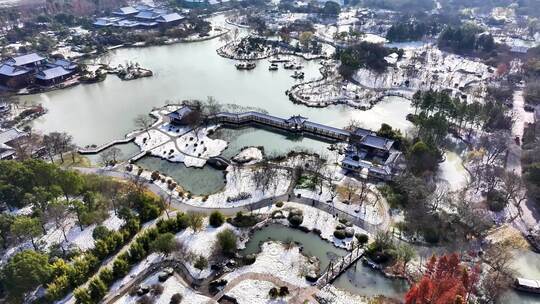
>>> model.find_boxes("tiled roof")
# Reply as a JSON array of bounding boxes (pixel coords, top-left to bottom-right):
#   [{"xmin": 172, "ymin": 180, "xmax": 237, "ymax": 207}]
[
  {"xmin": 113, "ymin": 6, "xmax": 138, "ymax": 15},
  {"xmin": 35, "ymin": 66, "xmax": 72, "ymax": 80},
  {"xmin": 157, "ymin": 13, "xmax": 183, "ymax": 23},
  {"xmin": 0, "ymin": 128, "xmax": 26, "ymax": 145},
  {"xmin": 51, "ymin": 59, "xmax": 77, "ymax": 70},
  {"xmin": 0, "ymin": 64, "xmax": 30, "ymax": 76},
  {"xmin": 361, "ymin": 135, "xmax": 394, "ymax": 151},
  {"xmin": 135, "ymin": 11, "xmax": 160, "ymax": 19},
  {"xmin": 6, "ymin": 53, "xmax": 45, "ymax": 66}
]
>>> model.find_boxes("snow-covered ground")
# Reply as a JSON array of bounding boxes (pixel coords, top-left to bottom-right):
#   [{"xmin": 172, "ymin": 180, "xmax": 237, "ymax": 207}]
[
  {"xmin": 175, "ymin": 219, "xmax": 243, "ymax": 279},
  {"xmin": 266, "ymin": 202, "xmax": 369, "ymax": 248},
  {"xmin": 317, "ymin": 285, "xmax": 369, "ymax": 304},
  {"xmin": 353, "ymin": 46, "xmax": 494, "ymax": 105},
  {"xmin": 113, "ymin": 269, "xmax": 211, "ymax": 304},
  {"xmin": 133, "ymin": 118, "xmax": 227, "ymax": 168},
  {"xmin": 182, "ymin": 165, "xmax": 291, "ymax": 208},
  {"xmin": 224, "ymin": 241, "xmax": 314, "ymax": 287},
  {"xmin": 226, "ymin": 280, "xmax": 289, "ymax": 304},
  {"xmin": 232, "ymin": 147, "xmax": 264, "ymax": 165}
]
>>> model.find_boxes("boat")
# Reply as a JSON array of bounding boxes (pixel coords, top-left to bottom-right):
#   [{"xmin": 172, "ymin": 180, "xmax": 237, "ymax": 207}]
[
  {"xmin": 269, "ymin": 56, "xmax": 290, "ymax": 63},
  {"xmin": 291, "ymin": 71, "xmax": 305, "ymax": 79},
  {"xmin": 269, "ymin": 63, "xmax": 278, "ymax": 71},
  {"xmin": 514, "ymin": 278, "xmax": 540, "ymax": 294},
  {"xmin": 284, "ymin": 62, "xmax": 295, "ymax": 69},
  {"xmin": 235, "ymin": 62, "xmax": 256, "ymax": 70}
]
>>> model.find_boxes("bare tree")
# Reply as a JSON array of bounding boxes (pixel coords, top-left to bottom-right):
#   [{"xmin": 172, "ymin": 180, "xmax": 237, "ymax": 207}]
[
  {"xmin": 501, "ymin": 171, "xmax": 527, "ymax": 222},
  {"xmin": 479, "ymin": 243, "xmax": 516, "ymax": 304},
  {"xmin": 134, "ymin": 114, "xmax": 154, "ymax": 139}
]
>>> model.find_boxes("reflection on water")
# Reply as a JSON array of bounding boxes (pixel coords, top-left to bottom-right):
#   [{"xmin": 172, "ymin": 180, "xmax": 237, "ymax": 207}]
[
  {"xmin": 243, "ymin": 224, "xmax": 408, "ymax": 300},
  {"xmin": 25, "ymin": 31, "xmax": 413, "ymax": 147},
  {"xmin": 213, "ymin": 126, "xmax": 332, "ymax": 159},
  {"xmin": 501, "ymin": 250, "xmax": 540, "ymax": 304},
  {"xmin": 136, "ymin": 156, "xmax": 226, "ymax": 195}
]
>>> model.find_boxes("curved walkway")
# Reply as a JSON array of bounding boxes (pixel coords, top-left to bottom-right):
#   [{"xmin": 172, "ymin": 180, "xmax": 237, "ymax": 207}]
[{"xmin": 75, "ymin": 166, "xmax": 381, "ymax": 232}]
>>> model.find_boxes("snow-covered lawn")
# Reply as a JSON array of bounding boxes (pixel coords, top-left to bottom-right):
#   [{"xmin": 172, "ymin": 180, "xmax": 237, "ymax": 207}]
[
  {"xmin": 232, "ymin": 147, "xmax": 264, "ymax": 165},
  {"xmin": 175, "ymin": 219, "xmax": 244, "ymax": 279},
  {"xmin": 353, "ymin": 46, "xmax": 494, "ymax": 104},
  {"xmin": 317, "ymin": 285, "xmax": 369, "ymax": 304},
  {"xmin": 113, "ymin": 271, "xmax": 210, "ymax": 304},
  {"xmin": 224, "ymin": 242, "xmax": 314, "ymax": 287},
  {"xmin": 226, "ymin": 280, "xmax": 288, "ymax": 304},
  {"xmin": 267, "ymin": 202, "xmax": 368, "ymax": 249},
  {"xmin": 183, "ymin": 166, "xmax": 291, "ymax": 208},
  {"xmin": 134, "ymin": 122, "xmax": 227, "ymax": 168}
]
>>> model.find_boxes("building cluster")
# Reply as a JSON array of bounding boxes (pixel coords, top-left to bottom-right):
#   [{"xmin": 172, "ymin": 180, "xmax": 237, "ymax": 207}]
[
  {"xmin": 0, "ymin": 53, "xmax": 78, "ymax": 89},
  {"xmin": 93, "ymin": 4, "xmax": 184, "ymax": 28},
  {"xmin": 167, "ymin": 106, "xmax": 402, "ymax": 180},
  {"xmin": 342, "ymin": 128, "xmax": 402, "ymax": 180}
]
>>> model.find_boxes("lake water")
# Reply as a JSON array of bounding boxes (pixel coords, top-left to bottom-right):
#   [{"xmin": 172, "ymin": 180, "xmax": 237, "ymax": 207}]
[
  {"xmin": 24, "ymin": 15, "xmax": 418, "ymax": 195},
  {"xmin": 242, "ymin": 224, "xmax": 409, "ymax": 300},
  {"xmin": 25, "ymin": 15, "xmax": 413, "ymax": 147}
]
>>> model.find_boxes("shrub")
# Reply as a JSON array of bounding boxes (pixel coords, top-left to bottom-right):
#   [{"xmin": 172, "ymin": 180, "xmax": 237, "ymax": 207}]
[
  {"xmin": 112, "ymin": 257, "xmax": 129, "ymax": 278},
  {"xmin": 226, "ymin": 192, "xmax": 252, "ymax": 202},
  {"xmin": 275, "ymin": 201, "xmax": 284, "ymax": 208},
  {"xmin": 137, "ymin": 295, "xmax": 152, "ymax": 304},
  {"xmin": 355, "ymin": 233, "xmax": 369, "ymax": 246},
  {"xmin": 333, "ymin": 229, "xmax": 347, "ymax": 239},
  {"xmin": 194, "ymin": 256, "xmax": 208, "ymax": 271},
  {"xmin": 287, "ymin": 210, "xmax": 304, "ymax": 226},
  {"xmin": 151, "ymin": 171, "xmax": 160, "ymax": 181},
  {"xmin": 279, "ymin": 286, "xmax": 289, "ymax": 296},
  {"xmin": 93, "ymin": 225, "xmax": 111, "ymax": 241},
  {"xmin": 187, "ymin": 213, "xmax": 204, "ymax": 232},
  {"xmin": 209, "ymin": 211, "xmax": 225, "ymax": 228},
  {"xmin": 88, "ymin": 278, "xmax": 107, "ymax": 301},
  {"xmin": 269, "ymin": 287, "xmax": 279, "ymax": 298},
  {"xmin": 216, "ymin": 229, "xmax": 238, "ymax": 257},
  {"xmin": 176, "ymin": 213, "xmax": 189, "ymax": 230},
  {"xmin": 486, "ymin": 189, "xmax": 507, "ymax": 212},
  {"xmin": 152, "ymin": 283, "xmax": 164, "ymax": 295},
  {"xmin": 170, "ymin": 293, "xmax": 183, "ymax": 304},
  {"xmin": 422, "ymin": 227, "xmax": 440, "ymax": 244},
  {"xmin": 344, "ymin": 227, "xmax": 355, "ymax": 238},
  {"xmin": 230, "ymin": 212, "xmax": 261, "ymax": 227},
  {"xmin": 99, "ymin": 268, "xmax": 114, "ymax": 286}
]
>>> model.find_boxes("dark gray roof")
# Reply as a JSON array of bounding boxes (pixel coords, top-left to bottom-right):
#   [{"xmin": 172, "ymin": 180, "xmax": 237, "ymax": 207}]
[
  {"xmin": 6, "ymin": 53, "xmax": 45, "ymax": 66},
  {"xmin": 361, "ymin": 135, "xmax": 394, "ymax": 151},
  {"xmin": 115, "ymin": 20, "xmax": 140, "ymax": 27},
  {"xmin": 0, "ymin": 64, "xmax": 30, "ymax": 76},
  {"xmin": 135, "ymin": 11, "xmax": 160, "ymax": 19},
  {"xmin": 352, "ymin": 127, "xmax": 373, "ymax": 137},
  {"xmin": 113, "ymin": 6, "xmax": 139, "ymax": 15},
  {"xmin": 157, "ymin": 13, "xmax": 183, "ymax": 23},
  {"xmin": 35, "ymin": 66, "xmax": 72, "ymax": 80},
  {"xmin": 168, "ymin": 106, "xmax": 195, "ymax": 120},
  {"xmin": 286, "ymin": 115, "xmax": 308, "ymax": 125},
  {"xmin": 51, "ymin": 59, "xmax": 77, "ymax": 70},
  {"xmin": 0, "ymin": 128, "xmax": 26, "ymax": 145},
  {"xmin": 304, "ymin": 121, "xmax": 350, "ymax": 136}
]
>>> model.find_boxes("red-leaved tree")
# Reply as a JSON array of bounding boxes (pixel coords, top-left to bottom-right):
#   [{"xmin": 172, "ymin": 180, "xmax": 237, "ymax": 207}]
[{"xmin": 405, "ymin": 253, "xmax": 479, "ymax": 304}]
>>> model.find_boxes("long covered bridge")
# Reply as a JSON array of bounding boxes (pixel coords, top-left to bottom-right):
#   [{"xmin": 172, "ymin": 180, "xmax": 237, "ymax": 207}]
[{"xmin": 209, "ymin": 111, "xmax": 352, "ymax": 142}]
